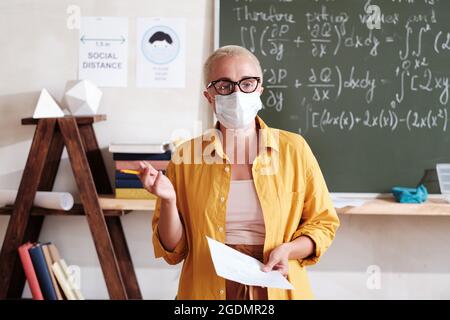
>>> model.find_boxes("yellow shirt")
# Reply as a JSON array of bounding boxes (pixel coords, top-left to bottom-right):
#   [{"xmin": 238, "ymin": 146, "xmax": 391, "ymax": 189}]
[{"xmin": 152, "ymin": 116, "xmax": 340, "ymax": 300}]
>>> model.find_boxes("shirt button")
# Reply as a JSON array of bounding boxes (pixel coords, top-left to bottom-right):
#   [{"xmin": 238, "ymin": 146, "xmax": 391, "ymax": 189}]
[
  {"xmin": 220, "ymin": 196, "xmax": 225, "ymax": 202},
  {"xmin": 219, "ymin": 227, "xmax": 224, "ymax": 232},
  {"xmin": 219, "ymin": 289, "xmax": 224, "ymax": 295},
  {"xmin": 224, "ymin": 166, "xmax": 230, "ymax": 173}
]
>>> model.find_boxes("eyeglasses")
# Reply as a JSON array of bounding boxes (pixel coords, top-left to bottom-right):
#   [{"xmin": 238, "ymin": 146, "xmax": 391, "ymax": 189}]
[{"xmin": 206, "ymin": 77, "xmax": 261, "ymax": 96}]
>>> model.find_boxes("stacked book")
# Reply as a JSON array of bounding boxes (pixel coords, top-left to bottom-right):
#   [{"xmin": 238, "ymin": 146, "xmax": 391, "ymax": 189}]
[
  {"xmin": 109, "ymin": 143, "xmax": 173, "ymax": 200},
  {"xmin": 18, "ymin": 242, "xmax": 84, "ymax": 300}
]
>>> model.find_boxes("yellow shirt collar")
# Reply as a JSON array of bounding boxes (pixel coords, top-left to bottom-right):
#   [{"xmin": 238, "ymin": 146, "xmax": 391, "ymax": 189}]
[{"xmin": 209, "ymin": 115, "xmax": 279, "ymax": 160}]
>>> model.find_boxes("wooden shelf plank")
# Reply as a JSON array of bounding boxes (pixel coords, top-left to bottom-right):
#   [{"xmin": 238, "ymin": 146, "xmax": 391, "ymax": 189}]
[
  {"xmin": 3, "ymin": 195, "xmax": 448, "ymax": 216},
  {"xmin": 0, "ymin": 194, "xmax": 156, "ymax": 216},
  {"xmin": 21, "ymin": 115, "xmax": 107, "ymax": 126},
  {"xmin": 3, "ymin": 196, "xmax": 450, "ymax": 216},
  {"xmin": 336, "ymin": 197, "xmax": 450, "ymax": 216},
  {"xmin": 0, "ymin": 204, "xmax": 128, "ymax": 216}
]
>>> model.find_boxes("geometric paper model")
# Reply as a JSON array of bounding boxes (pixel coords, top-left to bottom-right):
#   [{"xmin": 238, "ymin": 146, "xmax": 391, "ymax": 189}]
[
  {"xmin": 32, "ymin": 89, "xmax": 65, "ymax": 119},
  {"xmin": 63, "ymin": 79, "xmax": 102, "ymax": 115}
]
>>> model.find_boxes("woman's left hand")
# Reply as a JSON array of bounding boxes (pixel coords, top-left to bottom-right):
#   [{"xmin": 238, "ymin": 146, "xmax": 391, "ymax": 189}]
[{"xmin": 262, "ymin": 243, "xmax": 291, "ymax": 277}]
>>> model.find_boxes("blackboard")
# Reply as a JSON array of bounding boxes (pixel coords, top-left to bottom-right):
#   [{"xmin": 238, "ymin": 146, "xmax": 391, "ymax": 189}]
[{"xmin": 216, "ymin": 0, "xmax": 450, "ymax": 192}]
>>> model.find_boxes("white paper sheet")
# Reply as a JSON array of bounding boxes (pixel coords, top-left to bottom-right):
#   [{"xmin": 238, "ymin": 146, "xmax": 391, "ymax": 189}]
[
  {"xmin": 206, "ymin": 236, "xmax": 294, "ymax": 290},
  {"xmin": 0, "ymin": 190, "xmax": 74, "ymax": 211},
  {"xmin": 333, "ymin": 199, "xmax": 367, "ymax": 208},
  {"xmin": 136, "ymin": 17, "xmax": 186, "ymax": 88},
  {"xmin": 79, "ymin": 17, "xmax": 128, "ymax": 87},
  {"xmin": 331, "ymin": 197, "xmax": 368, "ymax": 208}
]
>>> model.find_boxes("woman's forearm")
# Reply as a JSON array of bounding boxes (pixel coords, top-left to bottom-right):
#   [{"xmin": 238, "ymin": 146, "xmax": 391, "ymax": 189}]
[
  {"xmin": 263, "ymin": 235, "xmax": 316, "ymax": 274},
  {"xmin": 157, "ymin": 198, "xmax": 184, "ymax": 252},
  {"xmin": 285, "ymin": 235, "xmax": 316, "ymax": 260}
]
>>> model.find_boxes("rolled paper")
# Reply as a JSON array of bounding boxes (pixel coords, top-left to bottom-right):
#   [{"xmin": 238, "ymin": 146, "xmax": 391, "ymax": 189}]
[{"xmin": 0, "ymin": 189, "xmax": 74, "ymax": 211}]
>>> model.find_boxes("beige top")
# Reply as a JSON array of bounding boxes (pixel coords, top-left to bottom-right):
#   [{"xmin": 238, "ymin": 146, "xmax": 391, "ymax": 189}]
[{"xmin": 225, "ymin": 180, "xmax": 266, "ymax": 245}]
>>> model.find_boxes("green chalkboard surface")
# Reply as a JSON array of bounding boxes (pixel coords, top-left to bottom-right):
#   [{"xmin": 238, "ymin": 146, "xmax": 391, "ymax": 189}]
[{"xmin": 216, "ymin": 0, "xmax": 450, "ymax": 192}]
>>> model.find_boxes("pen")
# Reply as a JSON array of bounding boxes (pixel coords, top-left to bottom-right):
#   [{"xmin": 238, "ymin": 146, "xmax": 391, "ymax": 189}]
[{"xmin": 120, "ymin": 169, "xmax": 141, "ymax": 175}]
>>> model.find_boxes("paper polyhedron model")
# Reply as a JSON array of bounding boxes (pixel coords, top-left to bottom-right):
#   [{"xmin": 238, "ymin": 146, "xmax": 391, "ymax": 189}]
[
  {"xmin": 32, "ymin": 89, "xmax": 65, "ymax": 119},
  {"xmin": 63, "ymin": 80, "xmax": 102, "ymax": 115}
]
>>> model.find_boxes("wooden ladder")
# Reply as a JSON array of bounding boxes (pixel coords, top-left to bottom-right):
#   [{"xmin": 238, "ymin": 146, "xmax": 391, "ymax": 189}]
[{"xmin": 0, "ymin": 115, "xmax": 142, "ymax": 299}]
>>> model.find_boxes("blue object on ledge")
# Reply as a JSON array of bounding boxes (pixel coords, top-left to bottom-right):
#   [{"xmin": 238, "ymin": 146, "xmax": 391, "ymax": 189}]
[{"xmin": 391, "ymin": 184, "xmax": 428, "ymax": 203}]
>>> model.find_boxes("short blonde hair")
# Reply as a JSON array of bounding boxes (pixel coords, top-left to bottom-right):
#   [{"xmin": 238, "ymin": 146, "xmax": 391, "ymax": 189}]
[{"xmin": 203, "ymin": 45, "xmax": 263, "ymax": 86}]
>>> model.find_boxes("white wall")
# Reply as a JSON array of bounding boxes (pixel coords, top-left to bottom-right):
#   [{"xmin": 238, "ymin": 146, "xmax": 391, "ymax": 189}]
[
  {"xmin": 1, "ymin": 0, "xmax": 450, "ymax": 300},
  {"xmin": 0, "ymin": 0, "xmax": 211, "ymax": 300}
]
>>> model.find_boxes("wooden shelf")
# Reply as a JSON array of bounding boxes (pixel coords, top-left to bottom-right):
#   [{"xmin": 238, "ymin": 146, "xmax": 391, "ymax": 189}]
[
  {"xmin": 5, "ymin": 195, "xmax": 448, "ymax": 217},
  {"xmin": 21, "ymin": 115, "xmax": 107, "ymax": 125},
  {"xmin": 0, "ymin": 204, "xmax": 125, "ymax": 216},
  {"xmin": 0, "ymin": 115, "xmax": 142, "ymax": 300},
  {"xmin": 4, "ymin": 194, "xmax": 447, "ymax": 217},
  {"xmin": 0, "ymin": 195, "xmax": 156, "ymax": 216},
  {"xmin": 336, "ymin": 197, "xmax": 450, "ymax": 216}
]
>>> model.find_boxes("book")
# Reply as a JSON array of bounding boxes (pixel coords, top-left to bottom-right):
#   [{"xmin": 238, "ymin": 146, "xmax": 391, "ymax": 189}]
[
  {"xmin": 112, "ymin": 150, "xmax": 171, "ymax": 161},
  {"xmin": 115, "ymin": 160, "xmax": 169, "ymax": 171},
  {"xmin": 51, "ymin": 261, "xmax": 77, "ymax": 300},
  {"xmin": 18, "ymin": 242, "xmax": 44, "ymax": 300},
  {"xmin": 59, "ymin": 259, "xmax": 84, "ymax": 300},
  {"xmin": 28, "ymin": 243, "xmax": 58, "ymax": 300},
  {"xmin": 46, "ymin": 243, "xmax": 62, "ymax": 265},
  {"xmin": 115, "ymin": 179, "xmax": 143, "ymax": 188},
  {"xmin": 109, "ymin": 142, "xmax": 174, "ymax": 154},
  {"xmin": 41, "ymin": 243, "xmax": 64, "ymax": 300},
  {"xmin": 115, "ymin": 188, "xmax": 157, "ymax": 200},
  {"xmin": 47, "ymin": 243, "xmax": 84, "ymax": 300}
]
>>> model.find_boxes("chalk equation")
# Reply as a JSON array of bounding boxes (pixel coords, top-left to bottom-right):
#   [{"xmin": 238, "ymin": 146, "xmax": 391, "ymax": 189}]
[{"xmin": 224, "ymin": 0, "xmax": 449, "ymax": 134}]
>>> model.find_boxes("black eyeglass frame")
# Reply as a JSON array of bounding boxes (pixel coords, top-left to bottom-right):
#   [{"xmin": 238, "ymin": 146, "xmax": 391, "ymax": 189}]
[{"xmin": 206, "ymin": 76, "xmax": 262, "ymax": 96}]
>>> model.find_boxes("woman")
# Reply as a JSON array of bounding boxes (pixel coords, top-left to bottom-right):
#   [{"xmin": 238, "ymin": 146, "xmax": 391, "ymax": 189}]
[{"xmin": 139, "ymin": 45, "xmax": 340, "ymax": 300}]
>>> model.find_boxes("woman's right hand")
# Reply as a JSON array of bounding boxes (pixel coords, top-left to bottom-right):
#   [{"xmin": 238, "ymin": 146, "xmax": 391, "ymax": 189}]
[{"xmin": 138, "ymin": 161, "xmax": 176, "ymax": 201}]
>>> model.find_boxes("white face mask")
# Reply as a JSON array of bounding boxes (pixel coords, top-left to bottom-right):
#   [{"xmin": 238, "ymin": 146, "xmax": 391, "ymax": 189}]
[{"xmin": 214, "ymin": 91, "xmax": 263, "ymax": 129}]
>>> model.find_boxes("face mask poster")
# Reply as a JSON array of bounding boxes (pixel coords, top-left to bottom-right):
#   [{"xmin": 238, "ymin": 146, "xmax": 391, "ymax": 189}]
[
  {"xmin": 136, "ymin": 17, "xmax": 186, "ymax": 88},
  {"xmin": 78, "ymin": 17, "xmax": 128, "ymax": 87}
]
